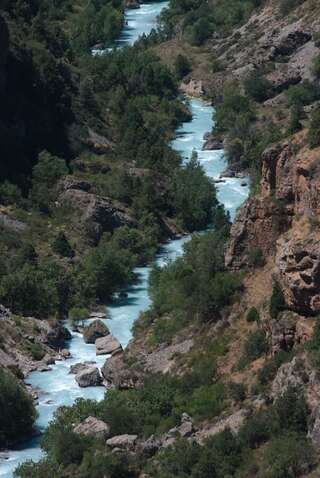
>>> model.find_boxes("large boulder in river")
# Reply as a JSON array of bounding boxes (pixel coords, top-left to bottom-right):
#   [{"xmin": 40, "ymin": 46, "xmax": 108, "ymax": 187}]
[
  {"xmin": 75, "ymin": 366, "xmax": 102, "ymax": 387},
  {"xmin": 96, "ymin": 335, "xmax": 122, "ymax": 356},
  {"xmin": 83, "ymin": 320, "xmax": 109, "ymax": 344},
  {"xmin": 69, "ymin": 361, "xmax": 96, "ymax": 374},
  {"xmin": 74, "ymin": 416, "xmax": 110, "ymax": 439}
]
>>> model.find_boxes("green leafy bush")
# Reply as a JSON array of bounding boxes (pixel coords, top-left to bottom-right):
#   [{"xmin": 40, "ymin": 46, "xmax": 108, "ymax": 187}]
[
  {"xmin": 0, "ymin": 368, "xmax": 37, "ymax": 447},
  {"xmin": 244, "ymin": 71, "xmax": 272, "ymax": 102},
  {"xmin": 246, "ymin": 307, "xmax": 260, "ymax": 323},
  {"xmin": 238, "ymin": 329, "xmax": 269, "ymax": 369},
  {"xmin": 174, "ymin": 54, "xmax": 191, "ymax": 79},
  {"xmin": 52, "ymin": 231, "xmax": 74, "ymax": 258}
]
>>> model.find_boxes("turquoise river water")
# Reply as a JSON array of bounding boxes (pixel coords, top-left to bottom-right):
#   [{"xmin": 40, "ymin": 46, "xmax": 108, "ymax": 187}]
[{"xmin": 0, "ymin": 4, "xmax": 249, "ymax": 476}]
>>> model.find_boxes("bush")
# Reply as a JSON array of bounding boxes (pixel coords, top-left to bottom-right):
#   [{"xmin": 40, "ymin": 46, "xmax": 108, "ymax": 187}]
[
  {"xmin": 279, "ymin": 0, "xmax": 304, "ymax": 16},
  {"xmin": 274, "ymin": 386, "xmax": 309, "ymax": 434},
  {"xmin": 30, "ymin": 150, "xmax": 68, "ymax": 213},
  {"xmin": 269, "ymin": 282, "xmax": 285, "ymax": 319},
  {"xmin": 308, "ymin": 106, "xmax": 320, "ymax": 148},
  {"xmin": 239, "ymin": 329, "xmax": 269, "ymax": 369},
  {"xmin": 52, "ymin": 231, "xmax": 74, "ymax": 258},
  {"xmin": 26, "ymin": 341, "xmax": 46, "ymax": 361},
  {"xmin": 0, "ymin": 368, "xmax": 37, "ymax": 447},
  {"xmin": 313, "ymin": 55, "xmax": 320, "ymax": 79},
  {"xmin": 0, "ymin": 181, "xmax": 23, "ymax": 206},
  {"xmin": 174, "ymin": 54, "xmax": 191, "ymax": 80},
  {"xmin": 244, "ymin": 71, "xmax": 272, "ymax": 103},
  {"xmin": 246, "ymin": 307, "xmax": 260, "ymax": 323},
  {"xmin": 261, "ymin": 432, "xmax": 315, "ymax": 478},
  {"xmin": 228, "ymin": 381, "xmax": 247, "ymax": 402}
]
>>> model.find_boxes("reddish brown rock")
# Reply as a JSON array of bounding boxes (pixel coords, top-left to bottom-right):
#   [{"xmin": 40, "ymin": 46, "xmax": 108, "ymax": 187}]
[{"xmin": 276, "ymin": 231, "xmax": 320, "ymax": 315}]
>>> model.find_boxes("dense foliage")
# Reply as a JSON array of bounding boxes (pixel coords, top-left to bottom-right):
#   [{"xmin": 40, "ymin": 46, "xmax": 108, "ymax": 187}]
[
  {"xmin": 0, "ymin": 368, "xmax": 37, "ymax": 448},
  {"xmin": 0, "ymin": 1, "xmax": 218, "ymax": 318},
  {"xmin": 161, "ymin": 0, "xmax": 264, "ymax": 46}
]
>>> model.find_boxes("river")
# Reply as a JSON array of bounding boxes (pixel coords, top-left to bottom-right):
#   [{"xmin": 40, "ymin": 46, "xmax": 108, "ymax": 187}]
[{"xmin": 0, "ymin": 4, "xmax": 249, "ymax": 477}]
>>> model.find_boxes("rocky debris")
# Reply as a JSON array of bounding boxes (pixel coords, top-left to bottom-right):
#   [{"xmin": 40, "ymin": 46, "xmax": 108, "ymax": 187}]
[
  {"xmin": 271, "ymin": 30, "xmax": 312, "ymax": 59},
  {"xmin": 270, "ymin": 312, "xmax": 297, "ymax": 354},
  {"xmin": 43, "ymin": 322, "xmax": 71, "ymax": 348},
  {"xmin": 102, "ymin": 338, "xmax": 193, "ymax": 388},
  {"xmin": 163, "ymin": 413, "xmax": 196, "ymax": 444},
  {"xmin": 225, "ymin": 196, "xmax": 292, "ymax": 270},
  {"xmin": 69, "ymin": 361, "xmax": 96, "ymax": 374},
  {"xmin": 0, "ymin": 211, "xmax": 28, "ymax": 232},
  {"xmin": 276, "ymin": 231, "xmax": 320, "ymax": 315},
  {"xmin": 58, "ymin": 176, "xmax": 91, "ymax": 193},
  {"xmin": 83, "ymin": 320, "xmax": 110, "ymax": 344},
  {"xmin": 90, "ymin": 311, "xmax": 107, "ymax": 319},
  {"xmin": 101, "ymin": 351, "xmax": 142, "ymax": 389},
  {"xmin": 75, "ymin": 366, "xmax": 102, "ymax": 387},
  {"xmin": 106, "ymin": 434, "xmax": 138, "ymax": 449},
  {"xmin": 266, "ymin": 63, "xmax": 301, "ymax": 95},
  {"xmin": 96, "ymin": 335, "xmax": 122, "ymax": 356},
  {"xmin": 0, "ymin": 304, "xmax": 10, "ymax": 319},
  {"xmin": 271, "ymin": 356, "xmax": 309, "ymax": 398},
  {"xmin": 202, "ymin": 134, "xmax": 223, "ymax": 151},
  {"xmin": 194, "ymin": 410, "xmax": 247, "ymax": 444},
  {"xmin": 180, "ymin": 79, "xmax": 204, "ymax": 97},
  {"xmin": 74, "ymin": 416, "xmax": 110, "ymax": 439},
  {"xmin": 58, "ymin": 187, "xmax": 135, "ymax": 242},
  {"xmin": 85, "ymin": 128, "xmax": 114, "ymax": 153}
]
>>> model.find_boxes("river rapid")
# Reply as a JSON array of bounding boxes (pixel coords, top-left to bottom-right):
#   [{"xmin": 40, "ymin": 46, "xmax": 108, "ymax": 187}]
[{"xmin": 0, "ymin": 5, "xmax": 249, "ymax": 477}]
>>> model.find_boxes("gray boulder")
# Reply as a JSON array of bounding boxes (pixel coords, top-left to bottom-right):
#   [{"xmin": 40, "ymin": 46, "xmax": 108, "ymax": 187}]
[
  {"xmin": 74, "ymin": 416, "xmax": 110, "ymax": 439},
  {"xmin": 75, "ymin": 366, "xmax": 102, "ymax": 387},
  {"xmin": 69, "ymin": 361, "xmax": 96, "ymax": 374},
  {"xmin": 96, "ymin": 335, "xmax": 122, "ymax": 356},
  {"xmin": 83, "ymin": 319, "xmax": 110, "ymax": 344},
  {"xmin": 106, "ymin": 434, "xmax": 138, "ymax": 449}
]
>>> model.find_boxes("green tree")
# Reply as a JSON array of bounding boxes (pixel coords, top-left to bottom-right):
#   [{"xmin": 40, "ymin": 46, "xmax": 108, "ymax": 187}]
[
  {"xmin": 31, "ymin": 151, "xmax": 68, "ymax": 213},
  {"xmin": 0, "ymin": 369, "xmax": 37, "ymax": 447}
]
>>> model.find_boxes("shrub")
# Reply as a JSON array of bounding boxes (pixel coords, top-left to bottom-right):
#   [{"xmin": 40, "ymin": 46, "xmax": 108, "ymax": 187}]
[
  {"xmin": 52, "ymin": 231, "xmax": 74, "ymax": 258},
  {"xmin": 274, "ymin": 386, "xmax": 309, "ymax": 434},
  {"xmin": 186, "ymin": 382, "xmax": 225, "ymax": 420},
  {"xmin": 248, "ymin": 247, "xmax": 265, "ymax": 267},
  {"xmin": 261, "ymin": 432, "xmax": 315, "ymax": 478},
  {"xmin": 30, "ymin": 150, "xmax": 68, "ymax": 213},
  {"xmin": 244, "ymin": 71, "xmax": 272, "ymax": 103},
  {"xmin": 174, "ymin": 54, "xmax": 191, "ymax": 79},
  {"xmin": 308, "ymin": 106, "xmax": 320, "ymax": 148},
  {"xmin": 239, "ymin": 409, "xmax": 274, "ymax": 448},
  {"xmin": 25, "ymin": 341, "xmax": 46, "ymax": 361},
  {"xmin": 228, "ymin": 381, "xmax": 247, "ymax": 402},
  {"xmin": 313, "ymin": 55, "xmax": 320, "ymax": 79},
  {"xmin": 269, "ymin": 281, "xmax": 285, "ymax": 319},
  {"xmin": 239, "ymin": 329, "xmax": 269, "ymax": 369},
  {"xmin": 279, "ymin": 0, "xmax": 304, "ymax": 16},
  {"xmin": 0, "ymin": 181, "xmax": 23, "ymax": 206},
  {"xmin": 246, "ymin": 307, "xmax": 260, "ymax": 323},
  {"xmin": 0, "ymin": 368, "xmax": 37, "ymax": 447},
  {"xmin": 306, "ymin": 317, "xmax": 320, "ymax": 367}
]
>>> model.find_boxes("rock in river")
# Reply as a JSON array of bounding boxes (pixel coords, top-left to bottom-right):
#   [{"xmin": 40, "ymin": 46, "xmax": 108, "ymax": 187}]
[
  {"xmin": 83, "ymin": 319, "xmax": 110, "ymax": 344},
  {"xmin": 75, "ymin": 366, "xmax": 102, "ymax": 387},
  {"xmin": 95, "ymin": 335, "xmax": 122, "ymax": 356}
]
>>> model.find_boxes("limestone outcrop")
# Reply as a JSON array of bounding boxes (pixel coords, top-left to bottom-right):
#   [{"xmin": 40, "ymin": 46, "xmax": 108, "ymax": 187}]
[{"xmin": 83, "ymin": 320, "xmax": 110, "ymax": 344}]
